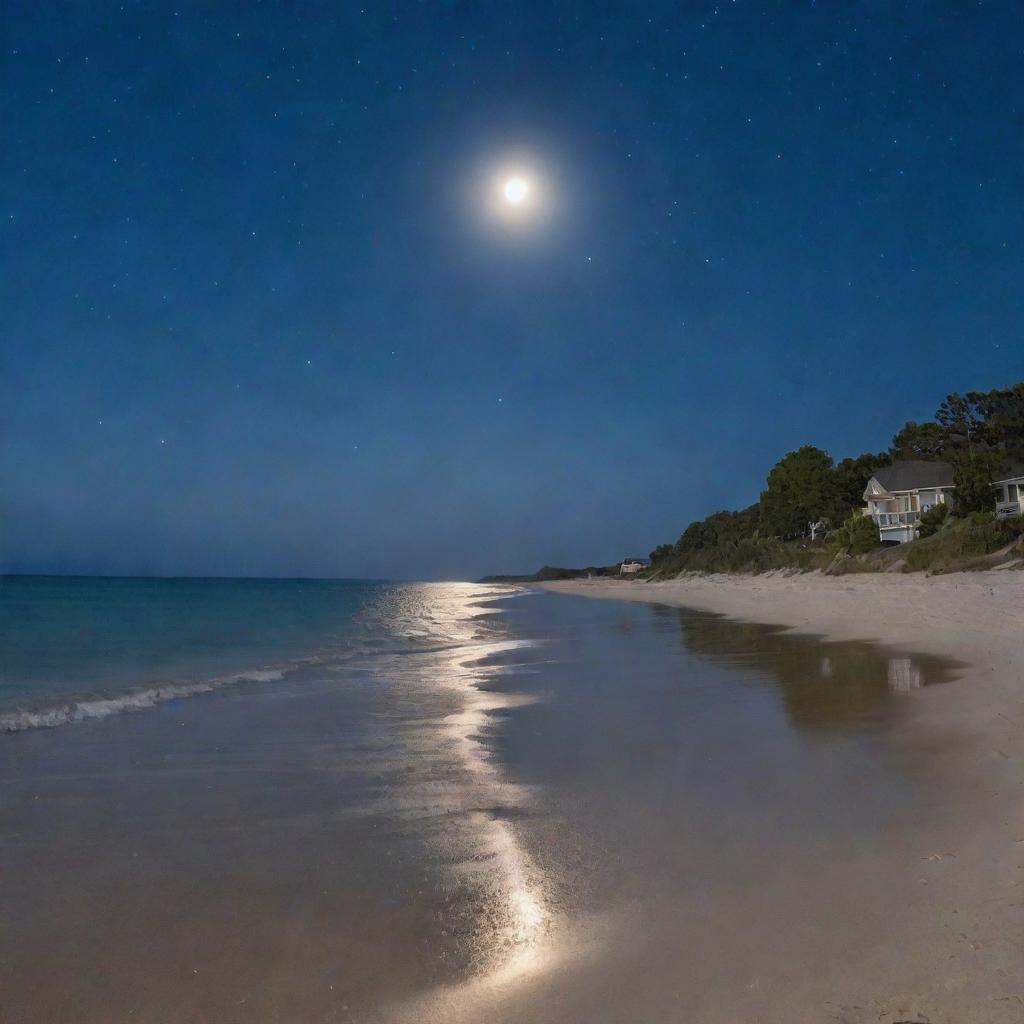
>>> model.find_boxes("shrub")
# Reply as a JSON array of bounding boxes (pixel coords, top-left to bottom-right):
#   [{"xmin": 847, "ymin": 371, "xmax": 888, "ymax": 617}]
[
  {"xmin": 904, "ymin": 515, "xmax": 1024, "ymax": 571},
  {"xmin": 917, "ymin": 502, "xmax": 949, "ymax": 538},
  {"xmin": 842, "ymin": 512, "xmax": 881, "ymax": 555},
  {"xmin": 649, "ymin": 543, "xmax": 674, "ymax": 563},
  {"xmin": 951, "ymin": 452, "xmax": 1000, "ymax": 515}
]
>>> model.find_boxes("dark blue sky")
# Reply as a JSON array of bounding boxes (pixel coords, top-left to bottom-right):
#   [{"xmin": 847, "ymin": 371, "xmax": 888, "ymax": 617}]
[{"xmin": 4, "ymin": 2, "xmax": 1023, "ymax": 579}]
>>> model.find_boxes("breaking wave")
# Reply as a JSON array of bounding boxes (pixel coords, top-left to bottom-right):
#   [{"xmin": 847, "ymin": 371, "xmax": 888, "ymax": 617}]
[
  {"xmin": 0, "ymin": 667, "xmax": 289, "ymax": 734},
  {"xmin": 0, "ymin": 581, "xmax": 531, "ymax": 735}
]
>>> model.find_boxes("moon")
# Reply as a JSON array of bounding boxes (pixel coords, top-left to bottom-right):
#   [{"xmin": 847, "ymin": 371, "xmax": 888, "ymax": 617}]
[
  {"xmin": 478, "ymin": 161, "xmax": 548, "ymax": 227},
  {"xmin": 503, "ymin": 177, "xmax": 530, "ymax": 204}
]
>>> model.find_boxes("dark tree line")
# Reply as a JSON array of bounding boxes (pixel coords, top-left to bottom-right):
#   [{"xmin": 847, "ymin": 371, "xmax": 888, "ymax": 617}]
[
  {"xmin": 890, "ymin": 384, "xmax": 1024, "ymax": 515},
  {"xmin": 650, "ymin": 382, "xmax": 1024, "ymax": 565},
  {"xmin": 890, "ymin": 384, "xmax": 1024, "ymax": 462}
]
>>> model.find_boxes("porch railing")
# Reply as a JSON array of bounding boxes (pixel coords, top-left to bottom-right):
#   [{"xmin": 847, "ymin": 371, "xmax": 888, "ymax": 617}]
[
  {"xmin": 874, "ymin": 511, "xmax": 920, "ymax": 529},
  {"xmin": 995, "ymin": 500, "xmax": 1022, "ymax": 521}
]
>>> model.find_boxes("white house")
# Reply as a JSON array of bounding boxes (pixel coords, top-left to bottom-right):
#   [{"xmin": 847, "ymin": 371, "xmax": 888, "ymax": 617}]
[
  {"xmin": 619, "ymin": 558, "xmax": 648, "ymax": 575},
  {"xmin": 994, "ymin": 464, "xmax": 1024, "ymax": 520},
  {"xmin": 862, "ymin": 461, "xmax": 955, "ymax": 543}
]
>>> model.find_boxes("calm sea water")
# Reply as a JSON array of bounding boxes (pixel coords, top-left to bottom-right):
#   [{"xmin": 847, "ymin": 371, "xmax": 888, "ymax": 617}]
[{"xmin": 0, "ymin": 575, "xmax": 522, "ymax": 731}]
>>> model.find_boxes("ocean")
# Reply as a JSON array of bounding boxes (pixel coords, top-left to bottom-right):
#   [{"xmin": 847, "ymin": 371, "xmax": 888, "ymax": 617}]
[{"xmin": 0, "ymin": 576, "xmax": 523, "ymax": 732}]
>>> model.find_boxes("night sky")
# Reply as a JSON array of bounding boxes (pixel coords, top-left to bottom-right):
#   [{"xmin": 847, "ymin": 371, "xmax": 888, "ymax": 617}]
[{"xmin": 4, "ymin": 3, "xmax": 1024, "ymax": 580}]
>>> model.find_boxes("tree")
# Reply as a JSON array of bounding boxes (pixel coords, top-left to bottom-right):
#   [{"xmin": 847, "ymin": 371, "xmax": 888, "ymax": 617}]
[
  {"xmin": 951, "ymin": 452, "xmax": 1000, "ymax": 516},
  {"xmin": 969, "ymin": 383, "xmax": 1024, "ymax": 461},
  {"xmin": 892, "ymin": 387, "xmax": 1022, "ymax": 464},
  {"xmin": 842, "ymin": 511, "xmax": 881, "ymax": 555},
  {"xmin": 832, "ymin": 452, "xmax": 892, "ymax": 515},
  {"xmin": 935, "ymin": 392, "xmax": 983, "ymax": 453},
  {"xmin": 649, "ymin": 543, "xmax": 674, "ymax": 563},
  {"xmin": 917, "ymin": 502, "xmax": 949, "ymax": 538},
  {"xmin": 674, "ymin": 504, "xmax": 760, "ymax": 555},
  {"xmin": 890, "ymin": 420, "xmax": 945, "ymax": 460},
  {"xmin": 759, "ymin": 446, "xmax": 844, "ymax": 540}
]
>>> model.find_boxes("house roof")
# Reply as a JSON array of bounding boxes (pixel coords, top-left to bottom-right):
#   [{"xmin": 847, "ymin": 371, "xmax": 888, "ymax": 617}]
[
  {"xmin": 871, "ymin": 460, "xmax": 955, "ymax": 493},
  {"xmin": 994, "ymin": 461, "xmax": 1024, "ymax": 483}
]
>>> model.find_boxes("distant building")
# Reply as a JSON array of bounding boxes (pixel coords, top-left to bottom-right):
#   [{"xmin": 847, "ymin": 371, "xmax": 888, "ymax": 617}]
[
  {"xmin": 862, "ymin": 461, "xmax": 955, "ymax": 544},
  {"xmin": 994, "ymin": 464, "xmax": 1024, "ymax": 520},
  {"xmin": 863, "ymin": 459, "xmax": 1024, "ymax": 542},
  {"xmin": 619, "ymin": 558, "xmax": 649, "ymax": 575}
]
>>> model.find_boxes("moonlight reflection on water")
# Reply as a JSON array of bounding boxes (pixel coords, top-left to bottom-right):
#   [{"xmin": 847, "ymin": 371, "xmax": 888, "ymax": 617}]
[{"xmin": 355, "ymin": 584, "xmax": 560, "ymax": 1011}]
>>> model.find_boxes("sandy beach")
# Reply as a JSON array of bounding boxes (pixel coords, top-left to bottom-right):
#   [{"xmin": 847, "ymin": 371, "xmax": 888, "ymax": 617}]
[
  {"xmin": 535, "ymin": 571, "xmax": 1024, "ymax": 1022},
  {"xmin": 543, "ymin": 570, "xmax": 1024, "ymax": 730}
]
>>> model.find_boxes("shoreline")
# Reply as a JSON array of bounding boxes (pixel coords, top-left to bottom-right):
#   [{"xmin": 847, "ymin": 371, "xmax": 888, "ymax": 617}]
[
  {"xmin": 539, "ymin": 571, "xmax": 1024, "ymax": 1020},
  {"xmin": 536, "ymin": 574, "xmax": 1011, "ymax": 758},
  {"xmin": 539, "ymin": 571, "xmax": 1024, "ymax": 851},
  {"xmin": 541, "ymin": 571, "xmax": 1024, "ymax": 833},
  {"xmin": 538, "ymin": 570, "xmax": 1023, "ymax": 657},
  {"xmin": 539, "ymin": 571, "xmax": 1024, "ymax": 718}
]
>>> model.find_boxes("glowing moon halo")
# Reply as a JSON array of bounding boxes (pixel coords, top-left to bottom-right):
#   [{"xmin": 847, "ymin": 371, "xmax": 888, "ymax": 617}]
[{"xmin": 503, "ymin": 177, "xmax": 530, "ymax": 204}]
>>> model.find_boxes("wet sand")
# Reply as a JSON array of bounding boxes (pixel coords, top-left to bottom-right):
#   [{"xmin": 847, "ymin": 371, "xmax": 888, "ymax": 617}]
[
  {"xmin": 536, "ymin": 574, "xmax": 1024, "ymax": 1023},
  {"xmin": 540, "ymin": 569, "xmax": 1024, "ymax": 711},
  {"xmin": 3, "ymin": 584, "xmax": 1023, "ymax": 1023},
  {"xmin": 542, "ymin": 571, "xmax": 1024, "ymax": 800}
]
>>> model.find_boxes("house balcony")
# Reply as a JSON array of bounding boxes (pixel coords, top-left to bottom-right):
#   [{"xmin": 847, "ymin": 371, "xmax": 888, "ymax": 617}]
[
  {"xmin": 874, "ymin": 511, "xmax": 920, "ymax": 529},
  {"xmin": 995, "ymin": 500, "xmax": 1022, "ymax": 521}
]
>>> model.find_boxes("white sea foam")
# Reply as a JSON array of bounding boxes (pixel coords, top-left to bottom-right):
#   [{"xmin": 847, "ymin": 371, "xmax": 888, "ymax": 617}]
[{"xmin": 0, "ymin": 667, "xmax": 288, "ymax": 734}]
